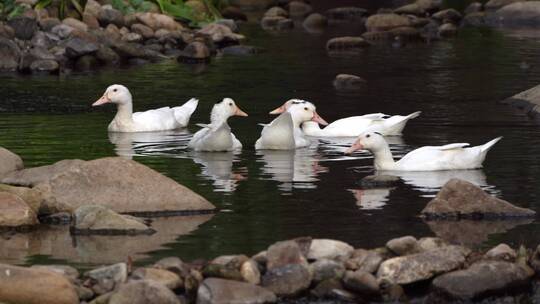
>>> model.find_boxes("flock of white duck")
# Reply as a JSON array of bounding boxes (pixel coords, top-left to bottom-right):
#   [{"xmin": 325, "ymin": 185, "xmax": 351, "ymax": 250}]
[{"xmin": 93, "ymin": 84, "xmax": 501, "ymax": 172}]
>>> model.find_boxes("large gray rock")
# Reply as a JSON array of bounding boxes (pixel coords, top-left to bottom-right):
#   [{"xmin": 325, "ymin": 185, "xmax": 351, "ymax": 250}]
[
  {"xmin": 484, "ymin": 243, "xmax": 516, "ymax": 261},
  {"xmin": 65, "ymin": 36, "xmax": 99, "ymax": 58},
  {"xmin": 308, "ymin": 239, "xmax": 354, "ymax": 261},
  {"xmin": 261, "ymin": 263, "xmax": 312, "ymax": 297},
  {"xmin": 386, "ymin": 236, "xmax": 421, "ymax": 256},
  {"xmin": 432, "ymin": 261, "xmax": 533, "ymax": 300},
  {"xmin": 310, "ymin": 259, "xmax": 346, "ymax": 283},
  {"xmin": 131, "ymin": 267, "xmax": 182, "ymax": 290},
  {"xmin": 377, "ymin": 245, "xmax": 469, "ymax": 284},
  {"xmin": 86, "ymin": 263, "xmax": 127, "ymax": 295},
  {"xmin": 73, "ymin": 205, "xmax": 153, "ymax": 234},
  {"xmin": 0, "ymin": 147, "xmax": 23, "ymax": 178},
  {"xmin": 345, "ymin": 249, "xmax": 384, "ymax": 273},
  {"xmin": 0, "ymin": 192, "xmax": 38, "ymax": 227},
  {"xmin": 489, "ymin": 2, "xmax": 540, "ymax": 27},
  {"xmin": 7, "ymin": 16, "xmax": 37, "ymax": 40},
  {"xmin": 501, "ymin": 83, "xmax": 540, "ymax": 120},
  {"xmin": 3, "ymin": 158, "xmax": 214, "ymax": 214},
  {"xmin": 98, "ymin": 7, "xmax": 124, "ymax": 27},
  {"xmin": 197, "ymin": 278, "xmax": 277, "ymax": 304},
  {"xmin": 0, "ymin": 38, "xmax": 21, "ymax": 71},
  {"xmin": 109, "ymin": 280, "xmax": 180, "ymax": 304},
  {"xmin": 266, "ymin": 240, "xmax": 307, "ymax": 270},
  {"xmin": 365, "ymin": 14, "xmax": 411, "ymax": 32},
  {"xmin": 0, "ymin": 264, "xmax": 79, "ymax": 304},
  {"xmin": 421, "ymin": 179, "xmax": 536, "ymax": 219},
  {"xmin": 30, "ymin": 59, "xmax": 59, "ymax": 72}
]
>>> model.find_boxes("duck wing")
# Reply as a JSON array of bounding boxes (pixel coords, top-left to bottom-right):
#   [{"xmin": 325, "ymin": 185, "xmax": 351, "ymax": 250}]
[
  {"xmin": 172, "ymin": 98, "xmax": 199, "ymax": 127},
  {"xmin": 256, "ymin": 112, "xmax": 295, "ymax": 149},
  {"xmin": 132, "ymin": 107, "xmax": 178, "ymax": 131}
]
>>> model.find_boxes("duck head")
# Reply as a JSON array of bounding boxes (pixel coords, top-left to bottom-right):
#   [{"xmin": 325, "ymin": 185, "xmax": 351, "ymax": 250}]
[
  {"xmin": 210, "ymin": 98, "xmax": 248, "ymax": 122},
  {"xmin": 345, "ymin": 132, "xmax": 385, "ymax": 154},
  {"xmin": 93, "ymin": 84, "xmax": 132, "ymax": 107},
  {"xmin": 270, "ymin": 99, "xmax": 316, "ymax": 115},
  {"xmin": 287, "ymin": 102, "xmax": 328, "ymax": 126}
]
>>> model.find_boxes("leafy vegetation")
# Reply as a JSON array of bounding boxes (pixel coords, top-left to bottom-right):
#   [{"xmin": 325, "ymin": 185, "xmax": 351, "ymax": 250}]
[
  {"xmin": 151, "ymin": 0, "xmax": 223, "ymax": 27},
  {"xmin": 111, "ymin": 0, "xmax": 154, "ymax": 15},
  {"xmin": 0, "ymin": 0, "xmax": 25, "ymax": 20},
  {"xmin": 35, "ymin": 0, "xmax": 86, "ymax": 19}
]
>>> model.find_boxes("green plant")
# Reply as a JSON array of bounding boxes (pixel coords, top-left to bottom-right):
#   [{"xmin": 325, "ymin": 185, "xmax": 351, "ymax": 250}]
[
  {"xmin": 111, "ymin": 0, "xmax": 154, "ymax": 15},
  {"xmin": 35, "ymin": 0, "xmax": 86, "ymax": 19},
  {"xmin": 152, "ymin": 0, "xmax": 223, "ymax": 27},
  {"xmin": 0, "ymin": 0, "xmax": 25, "ymax": 20}
]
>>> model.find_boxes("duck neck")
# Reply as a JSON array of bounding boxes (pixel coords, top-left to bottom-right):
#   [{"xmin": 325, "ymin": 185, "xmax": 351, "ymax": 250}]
[
  {"xmin": 371, "ymin": 143, "xmax": 396, "ymax": 170},
  {"xmin": 114, "ymin": 102, "xmax": 134, "ymax": 125},
  {"xmin": 210, "ymin": 110, "xmax": 230, "ymax": 127},
  {"xmin": 301, "ymin": 121, "xmax": 321, "ymax": 136}
]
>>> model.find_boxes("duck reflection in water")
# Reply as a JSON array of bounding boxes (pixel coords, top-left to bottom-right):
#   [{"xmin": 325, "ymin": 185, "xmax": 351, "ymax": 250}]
[
  {"xmin": 349, "ymin": 188, "xmax": 393, "ymax": 210},
  {"xmin": 257, "ymin": 147, "xmax": 328, "ymax": 192},
  {"xmin": 191, "ymin": 151, "xmax": 247, "ymax": 193},
  {"xmin": 108, "ymin": 130, "xmax": 191, "ymax": 159}
]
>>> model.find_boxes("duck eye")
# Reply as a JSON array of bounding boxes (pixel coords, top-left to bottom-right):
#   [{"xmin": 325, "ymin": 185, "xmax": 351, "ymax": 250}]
[
  {"xmin": 113, "ymin": 89, "xmax": 117, "ymax": 92},
  {"xmin": 304, "ymin": 107, "xmax": 308, "ymax": 111},
  {"xmin": 366, "ymin": 134, "xmax": 371, "ymax": 138},
  {"xmin": 229, "ymin": 103, "xmax": 233, "ymax": 106}
]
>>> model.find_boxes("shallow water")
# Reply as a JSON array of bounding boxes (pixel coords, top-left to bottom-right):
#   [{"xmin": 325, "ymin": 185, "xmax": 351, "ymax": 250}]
[{"xmin": 2, "ymin": 15, "xmax": 540, "ymax": 268}]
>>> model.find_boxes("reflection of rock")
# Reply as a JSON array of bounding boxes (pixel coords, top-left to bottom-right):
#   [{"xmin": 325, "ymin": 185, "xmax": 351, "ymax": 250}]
[
  {"xmin": 192, "ymin": 152, "xmax": 245, "ymax": 193},
  {"xmin": 257, "ymin": 149, "xmax": 327, "ymax": 192},
  {"xmin": 425, "ymin": 218, "xmax": 533, "ymax": 247},
  {"xmin": 0, "ymin": 215, "xmax": 212, "ymax": 265},
  {"xmin": 349, "ymin": 188, "xmax": 392, "ymax": 210}
]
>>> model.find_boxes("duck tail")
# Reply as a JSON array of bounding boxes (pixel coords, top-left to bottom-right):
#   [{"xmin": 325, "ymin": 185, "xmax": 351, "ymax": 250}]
[
  {"xmin": 383, "ymin": 111, "xmax": 421, "ymax": 135},
  {"xmin": 481, "ymin": 136, "xmax": 502, "ymax": 153},
  {"xmin": 181, "ymin": 98, "xmax": 199, "ymax": 116},
  {"xmin": 405, "ymin": 111, "xmax": 422, "ymax": 120}
]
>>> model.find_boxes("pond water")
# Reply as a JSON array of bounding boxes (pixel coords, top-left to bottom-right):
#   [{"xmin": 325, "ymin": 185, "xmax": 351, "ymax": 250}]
[{"xmin": 2, "ymin": 9, "xmax": 540, "ymax": 269}]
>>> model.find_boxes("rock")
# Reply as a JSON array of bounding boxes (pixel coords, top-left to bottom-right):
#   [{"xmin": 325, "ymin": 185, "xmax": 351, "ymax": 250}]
[
  {"xmin": 310, "ymin": 278, "xmax": 346, "ymax": 298},
  {"xmin": 31, "ymin": 31, "xmax": 53, "ymax": 49},
  {"xmin": 417, "ymin": 237, "xmax": 448, "ymax": 251},
  {"xmin": 179, "ymin": 41, "xmax": 210, "ymax": 63},
  {"xmin": 96, "ymin": 45, "xmax": 120, "ymax": 64},
  {"xmin": 72, "ymin": 205, "xmax": 154, "ymax": 234},
  {"xmin": 484, "ymin": 0, "xmax": 524, "ymax": 11},
  {"xmin": 264, "ymin": 6, "xmax": 289, "ymax": 18},
  {"xmin": 197, "ymin": 278, "xmax": 277, "ymax": 304},
  {"xmin": 308, "ymin": 239, "xmax": 354, "ymax": 261},
  {"xmin": 266, "ymin": 240, "xmax": 308, "ymax": 270},
  {"xmin": 0, "ymin": 23, "xmax": 14, "ymax": 39},
  {"xmin": 0, "ymin": 192, "xmax": 38, "ymax": 227},
  {"xmin": 212, "ymin": 254, "xmax": 249, "ymax": 267},
  {"xmin": 4, "ymin": 158, "xmax": 214, "ymax": 214},
  {"xmin": 221, "ymin": 45, "xmax": 262, "ymax": 56},
  {"xmin": 303, "ymin": 13, "xmax": 327, "ymax": 29},
  {"xmin": 0, "ymin": 184, "xmax": 42, "ymax": 212},
  {"xmin": 109, "ymin": 280, "xmax": 180, "ymax": 304},
  {"xmin": 432, "ymin": 9, "xmax": 462, "ymax": 23},
  {"xmin": 288, "ymin": 1, "xmax": 312, "ymax": 18},
  {"xmin": 310, "ymin": 259, "xmax": 346, "ymax": 283},
  {"xmin": 432, "ymin": 261, "xmax": 533, "ymax": 300},
  {"xmin": 261, "ymin": 263, "xmax": 312, "ymax": 297},
  {"xmin": 377, "ymin": 245, "xmax": 469, "ymax": 284},
  {"xmin": 62, "ymin": 17, "xmax": 87, "ymax": 32},
  {"xmin": 333, "ymin": 74, "xmax": 366, "ymax": 91},
  {"xmin": 197, "ymin": 23, "xmax": 244, "ymax": 44},
  {"xmin": 379, "ymin": 279, "xmax": 406, "ymax": 302},
  {"xmin": 222, "ymin": 6, "xmax": 248, "ymax": 21},
  {"xmin": 51, "ymin": 24, "xmax": 74, "ymax": 39},
  {"xmin": 122, "ymin": 32, "xmax": 143, "ymax": 43},
  {"xmin": 386, "ymin": 236, "xmax": 420, "ymax": 256},
  {"xmin": 84, "ymin": 0, "xmax": 102, "ymax": 17},
  {"xmin": 366, "ymin": 14, "xmax": 411, "ymax": 32},
  {"xmin": 7, "ymin": 16, "xmax": 37, "ymax": 40},
  {"xmin": 203, "ymin": 263, "xmax": 243, "ymax": 281},
  {"xmin": 0, "ymin": 264, "xmax": 79, "ymax": 304},
  {"xmin": 137, "ymin": 13, "xmax": 182, "ymax": 31},
  {"xmin": 131, "ymin": 267, "xmax": 182, "ymax": 289},
  {"xmin": 104, "ymin": 23, "xmax": 121, "ymax": 41},
  {"xmin": 98, "ymin": 7, "xmax": 124, "ymax": 27},
  {"xmin": 215, "ymin": 19, "xmax": 238, "ymax": 33},
  {"xmin": 0, "ymin": 37, "xmax": 21, "ymax": 71},
  {"xmin": 261, "ymin": 16, "xmax": 294, "ymax": 30},
  {"xmin": 65, "ymin": 36, "xmax": 99, "ymax": 58},
  {"xmin": 154, "ymin": 257, "xmax": 190, "ymax": 277},
  {"xmin": 489, "ymin": 2, "xmax": 540, "ymax": 27},
  {"xmin": 81, "ymin": 13, "xmax": 99, "ymax": 29},
  {"xmin": 326, "ymin": 7, "xmax": 367, "ymax": 22},
  {"xmin": 39, "ymin": 18, "xmax": 61, "ymax": 32},
  {"xmin": 326, "ymin": 37, "xmax": 369, "ymax": 51},
  {"xmin": 415, "ymin": 0, "xmax": 442, "ymax": 12},
  {"xmin": 30, "ymin": 59, "xmax": 59, "ymax": 72},
  {"xmin": 0, "ymin": 147, "xmax": 23, "ymax": 178},
  {"xmin": 421, "ymin": 179, "xmax": 536, "ymax": 219},
  {"xmin": 394, "ymin": 4, "xmax": 425, "ymax": 15},
  {"xmin": 438, "ymin": 23, "xmax": 457, "ymax": 37},
  {"xmin": 465, "ymin": 2, "xmax": 483, "ymax": 14},
  {"xmin": 463, "ymin": 12, "xmax": 487, "ymax": 27},
  {"xmin": 131, "ymin": 23, "xmax": 154, "ymax": 39},
  {"xmin": 241, "ymin": 260, "xmax": 261, "ymax": 285},
  {"xmin": 86, "ymin": 263, "xmax": 127, "ymax": 295},
  {"xmin": 345, "ymin": 250, "xmax": 384, "ymax": 273},
  {"xmin": 31, "ymin": 265, "xmax": 79, "ymax": 283},
  {"xmin": 484, "ymin": 243, "xmax": 516, "ymax": 261},
  {"xmin": 342, "ymin": 271, "xmax": 379, "ymax": 295}
]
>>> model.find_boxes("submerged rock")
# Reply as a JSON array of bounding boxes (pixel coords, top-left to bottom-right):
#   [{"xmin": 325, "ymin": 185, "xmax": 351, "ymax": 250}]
[
  {"xmin": 377, "ymin": 245, "xmax": 469, "ymax": 284},
  {"xmin": 264, "ymin": 6, "xmax": 288, "ymax": 18},
  {"xmin": 198, "ymin": 278, "xmax": 277, "ymax": 304},
  {"xmin": 488, "ymin": 2, "xmax": 540, "ymax": 27},
  {"xmin": 484, "ymin": 243, "xmax": 516, "ymax": 261},
  {"xmin": 326, "ymin": 37, "xmax": 369, "ymax": 51},
  {"xmin": 72, "ymin": 205, "xmax": 154, "ymax": 235},
  {"xmin": 438, "ymin": 23, "xmax": 457, "ymax": 37},
  {"xmin": 3, "ymin": 157, "xmax": 214, "ymax": 214},
  {"xmin": 303, "ymin": 13, "xmax": 328, "ymax": 29},
  {"xmin": 432, "ymin": 260, "xmax": 533, "ymax": 300},
  {"xmin": 261, "ymin": 16, "xmax": 294, "ymax": 31},
  {"xmin": 109, "ymin": 280, "xmax": 180, "ymax": 304},
  {"xmin": 0, "ymin": 192, "xmax": 38, "ymax": 227},
  {"xmin": 421, "ymin": 179, "xmax": 536, "ymax": 219},
  {"xmin": 179, "ymin": 41, "xmax": 211, "ymax": 63},
  {"xmin": 0, "ymin": 264, "xmax": 79, "ymax": 304},
  {"xmin": 333, "ymin": 74, "xmax": 366, "ymax": 91},
  {"xmin": 365, "ymin": 14, "xmax": 411, "ymax": 32},
  {"xmin": 221, "ymin": 45, "xmax": 263, "ymax": 56}
]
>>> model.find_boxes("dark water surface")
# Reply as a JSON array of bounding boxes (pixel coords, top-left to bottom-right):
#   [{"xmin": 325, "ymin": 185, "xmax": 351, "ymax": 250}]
[{"xmin": 2, "ymin": 16, "xmax": 540, "ymax": 268}]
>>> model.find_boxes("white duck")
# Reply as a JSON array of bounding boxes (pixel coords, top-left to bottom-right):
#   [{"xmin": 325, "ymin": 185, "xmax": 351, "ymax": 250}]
[
  {"xmin": 188, "ymin": 98, "xmax": 248, "ymax": 152},
  {"xmin": 255, "ymin": 102, "xmax": 328, "ymax": 150},
  {"xmin": 345, "ymin": 132, "xmax": 502, "ymax": 171},
  {"xmin": 270, "ymin": 99, "xmax": 421, "ymax": 136},
  {"xmin": 93, "ymin": 84, "xmax": 198, "ymax": 132}
]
